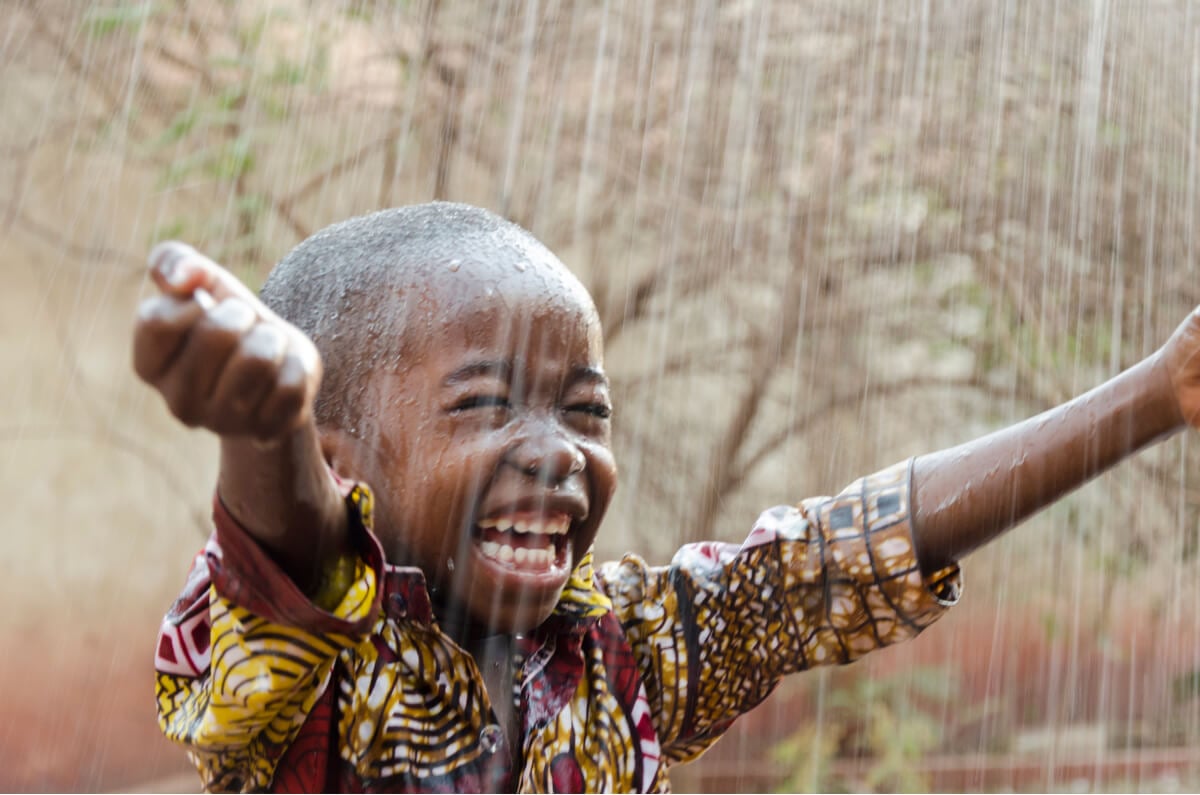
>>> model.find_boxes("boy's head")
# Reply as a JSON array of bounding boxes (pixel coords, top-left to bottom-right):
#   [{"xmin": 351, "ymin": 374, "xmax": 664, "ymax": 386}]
[{"xmin": 261, "ymin": 203, "xmax": 617, "ymax": 635}]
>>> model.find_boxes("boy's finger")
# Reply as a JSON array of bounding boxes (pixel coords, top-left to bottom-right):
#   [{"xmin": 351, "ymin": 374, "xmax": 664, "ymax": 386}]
[
  {"xmin": 148, "ymin": 241, "xmax": 260, "ymax": 306},
  {"xmin": 155, "ymin": 298, "xmax": 259, "ymax": 425},
  {"xmin": 209, "ymin": 324, "xmax": 288, "ymax": 419},
  {"xmin": 132, "ymin": 295, "xmax": 205, "ymax": 383},
  {"xmin": 253, "ymin": 353, "xmax": 313, "ymax": 438}
]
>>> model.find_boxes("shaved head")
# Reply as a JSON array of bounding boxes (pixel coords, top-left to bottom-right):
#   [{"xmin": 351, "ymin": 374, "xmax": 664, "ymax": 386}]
[{"xmin": 259, "ymin": 202, "xmax": 595, "ymax": 432}]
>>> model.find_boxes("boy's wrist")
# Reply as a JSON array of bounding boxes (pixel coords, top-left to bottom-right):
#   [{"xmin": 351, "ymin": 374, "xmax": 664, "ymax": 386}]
[
  {"xmin": 217, "ymin": 423, "xmax": 349, "ymax": 594},
  {"xmin": 1132, "ymin": 350, "xmax": 1187, "ymax": 442},
  {"xmin": 209, "ymin": 485, "xmax": 383, "ymax": 636}
]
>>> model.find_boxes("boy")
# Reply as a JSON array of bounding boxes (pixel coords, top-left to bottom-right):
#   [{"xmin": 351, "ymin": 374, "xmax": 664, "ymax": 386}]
[{"xmin": 138, "ymin": 202, "xmax": 1200, "ymax": 792}]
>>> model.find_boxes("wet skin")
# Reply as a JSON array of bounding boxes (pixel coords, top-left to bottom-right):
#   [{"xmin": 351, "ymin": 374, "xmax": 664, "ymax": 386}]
[{"xmin": 326, "ymin": 261, "xmax": 617, "ymax": 637}]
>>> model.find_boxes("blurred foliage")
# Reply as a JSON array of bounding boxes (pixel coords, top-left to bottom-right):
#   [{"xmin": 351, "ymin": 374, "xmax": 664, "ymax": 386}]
[
  {"xmin": 771, "ymin": 665, "xmax": 964, "ymax": 793},
  {"xmin": 145, "ymin": 6, "xmax": 333, "ymax": 266},
  {"xmin": 81, "ymin": 3, "xmax": 157, "ymax": 36}
]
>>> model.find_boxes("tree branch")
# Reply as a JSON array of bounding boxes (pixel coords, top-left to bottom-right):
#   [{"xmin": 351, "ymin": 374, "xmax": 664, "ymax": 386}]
[{"xmin": 688, "ymin": 261, "xmax": 809, "ymax": 543}]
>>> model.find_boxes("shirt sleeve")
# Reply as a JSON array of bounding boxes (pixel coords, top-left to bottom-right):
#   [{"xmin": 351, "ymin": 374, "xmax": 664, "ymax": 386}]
[
  {"xmin": 596, "ymin": 458, "xmax": 960, "ymax": 764},
  {"xmin": 153, "ymin": 482, "xmax": 384, "ymax": 792}
]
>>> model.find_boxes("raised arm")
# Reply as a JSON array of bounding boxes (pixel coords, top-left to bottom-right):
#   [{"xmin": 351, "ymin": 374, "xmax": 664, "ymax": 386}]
[
  {"xmin": 133, "ymin": 242, "xmax": 349, "ymax": 597},
  {"xmin": 911, "ymin": 308, "xmax": 1200, "ymax": 575}
]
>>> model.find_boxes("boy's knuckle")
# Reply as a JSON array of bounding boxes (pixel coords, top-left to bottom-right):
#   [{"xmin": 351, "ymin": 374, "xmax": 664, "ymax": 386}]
[
  {"xmin": 232, "ymin": 350, "xmax": 275, "ymax": 385},
  {"xmin": 198, "ymin": 320, "xmax": 243, "ymax": 352},
  {"xmin": 275, "ymin": 383, "xmax": 306, "ymax": 414},
  {"xmin": 241, "ymin": 322, "xmax": 287, "ymax": 364}
]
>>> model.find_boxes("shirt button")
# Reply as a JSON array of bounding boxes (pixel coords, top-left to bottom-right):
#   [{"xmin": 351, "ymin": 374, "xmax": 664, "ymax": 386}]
[{"xmin": 479, "ymin": 724, "xmax": 504, "ymax": 754}]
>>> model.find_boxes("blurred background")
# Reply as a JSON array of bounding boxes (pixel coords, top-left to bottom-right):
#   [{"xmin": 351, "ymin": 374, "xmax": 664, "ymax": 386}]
[{"xmin": 4, "ymin": 0, "xmax": 1200, "ymax": 791}]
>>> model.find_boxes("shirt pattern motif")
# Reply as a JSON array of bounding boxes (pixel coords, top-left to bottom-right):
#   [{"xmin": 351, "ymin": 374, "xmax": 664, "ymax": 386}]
[{"xmin": 154, "ymin": 460, "xmax": 959, "ymax": 792}]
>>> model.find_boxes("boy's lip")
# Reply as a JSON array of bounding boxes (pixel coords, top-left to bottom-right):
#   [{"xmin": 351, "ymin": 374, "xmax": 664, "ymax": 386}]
[{"xmin": 475, "ymin": 493, "xmax": 589, "ymax": 526}]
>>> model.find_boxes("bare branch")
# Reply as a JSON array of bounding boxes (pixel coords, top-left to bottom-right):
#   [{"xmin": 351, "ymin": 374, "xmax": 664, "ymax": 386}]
[
  {"xmin": 613, "ymin": 335, "xmax": 760, "ymax": 391},
  {"xmin": 3, "ymin": 196, "xmax": 141, "ymax": 271},
  {"xmin": 277, "ymin": 129, "xmax": 405, "ymax": 219},
  {"xmin": 688, "ymin": 262, "xmax": 809, "ymax": 543},
  {"xmin": 0, "ymin": 424, "xmax": 209, "ymax": 538},
  {"xmin": 722, "ymin": 374, "xmax": 1022, "ymax": 500}
]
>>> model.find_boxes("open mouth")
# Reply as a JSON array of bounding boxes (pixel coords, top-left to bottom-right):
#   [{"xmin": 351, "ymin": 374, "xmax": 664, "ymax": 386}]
[{"xmin": 473, "ymin": 512, "xmax": 571, "ymax": 573}]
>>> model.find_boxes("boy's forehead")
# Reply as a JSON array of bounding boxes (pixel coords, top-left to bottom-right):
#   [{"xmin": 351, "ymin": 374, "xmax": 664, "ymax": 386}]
[{"xmin": 393, "ymin": 257, "xmax": 602, "ymax": 357}]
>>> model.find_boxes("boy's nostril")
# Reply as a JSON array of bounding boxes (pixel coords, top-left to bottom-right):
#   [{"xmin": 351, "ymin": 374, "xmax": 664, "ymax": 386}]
[
  {"xmin": 510, "ymin": 437, "xmax": 585, "ymax": 483},
  {"xmin": 516, "ymin": 458, "xmax": 583, "ymax": 487}
]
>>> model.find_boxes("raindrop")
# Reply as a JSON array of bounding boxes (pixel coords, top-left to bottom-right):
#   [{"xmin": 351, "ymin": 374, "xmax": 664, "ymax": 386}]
[{"xmin": 479, "ymin": 724, "xmax": 503, "ymax": 754}]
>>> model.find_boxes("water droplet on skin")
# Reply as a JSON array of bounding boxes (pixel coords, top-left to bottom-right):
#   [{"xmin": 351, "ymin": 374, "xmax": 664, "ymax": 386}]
[
  {"xmin": 447, "ymin": 259, "xmax": 461, "ymax": 272},
  {"xmin": 515, "ymin": 260, "xmax": 528, "ymax": 272}
]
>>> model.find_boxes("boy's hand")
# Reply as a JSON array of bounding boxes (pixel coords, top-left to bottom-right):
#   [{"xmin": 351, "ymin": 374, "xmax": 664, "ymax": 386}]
[
  {"xmin": 1159, "ymin": 307, "xmax": 1200, "ymax": 429},
  {"xmin": 134, "ymin": 242, "xmax": 322, "ymax": 442}
]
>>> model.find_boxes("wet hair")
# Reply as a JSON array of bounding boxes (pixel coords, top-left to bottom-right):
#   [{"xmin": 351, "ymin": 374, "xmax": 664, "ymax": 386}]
[{"xmin": 260, "ymin": 201, "xmax": 552, "ymax": 431}]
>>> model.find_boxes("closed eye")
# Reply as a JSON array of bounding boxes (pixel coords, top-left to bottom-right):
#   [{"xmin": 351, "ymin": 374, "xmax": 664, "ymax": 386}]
[
  {"xmin": 566, "ymin": 402, "xmax": 613, "ymax": 419},
  {"xmin": 450, "ymin": 395, "xmax": 511, "ymax": 412}
]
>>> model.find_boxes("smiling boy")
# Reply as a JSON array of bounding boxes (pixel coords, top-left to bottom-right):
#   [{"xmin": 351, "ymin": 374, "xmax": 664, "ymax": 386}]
[{"xmin": 139, "ymin": 202, "xmax": 1200, "ymax": 793}]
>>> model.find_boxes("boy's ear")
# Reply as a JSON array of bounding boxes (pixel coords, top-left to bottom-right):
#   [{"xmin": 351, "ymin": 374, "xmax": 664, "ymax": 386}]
[{"xmin": 319, "ymin": 427, "xmax": 362, "ymax": 481}]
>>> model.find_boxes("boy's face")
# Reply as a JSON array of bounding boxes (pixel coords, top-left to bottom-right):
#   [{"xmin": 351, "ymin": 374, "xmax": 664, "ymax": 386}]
[{"xmin": 344, "ymin": 258, "xmax": 616, "ymax": 635}]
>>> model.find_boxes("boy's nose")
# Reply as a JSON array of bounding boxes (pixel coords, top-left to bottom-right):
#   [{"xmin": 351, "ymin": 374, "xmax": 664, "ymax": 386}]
[{"xmin": 508, "ymin": 432, "xmax": 586, "ymax": 486}]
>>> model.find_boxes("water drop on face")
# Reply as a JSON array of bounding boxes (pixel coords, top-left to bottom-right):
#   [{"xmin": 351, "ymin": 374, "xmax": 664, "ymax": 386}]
[{"xmin": 447, "ymin": 259, "xmax": 461, "ymax": 272}]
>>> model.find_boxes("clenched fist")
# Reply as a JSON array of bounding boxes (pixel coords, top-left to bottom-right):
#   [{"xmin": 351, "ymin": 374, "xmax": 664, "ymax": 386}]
[{"xmin": 133, "ymin": 242, "xmax": 322, "ymax": 442}]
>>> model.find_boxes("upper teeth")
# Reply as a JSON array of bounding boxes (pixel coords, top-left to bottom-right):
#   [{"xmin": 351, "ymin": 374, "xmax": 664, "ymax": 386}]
[{"xmin": 478, "ymin": 515, "xmax": 570, "ymax": 535}]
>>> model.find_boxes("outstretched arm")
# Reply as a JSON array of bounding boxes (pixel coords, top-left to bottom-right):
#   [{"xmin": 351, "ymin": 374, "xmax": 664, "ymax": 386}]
[
  {"xmin": 911, "ymin": 308, "xmax": 1200, "ymax": 576},
  {"xmin": 133, "ymin": 242, "xmax": 349, "ymax": 597}
]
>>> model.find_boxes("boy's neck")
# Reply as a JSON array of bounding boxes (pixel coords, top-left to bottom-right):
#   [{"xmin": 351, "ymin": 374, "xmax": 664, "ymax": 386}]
[{"xmin": 432, "ymin": 591, "xmax": 519, "ymax": 650}]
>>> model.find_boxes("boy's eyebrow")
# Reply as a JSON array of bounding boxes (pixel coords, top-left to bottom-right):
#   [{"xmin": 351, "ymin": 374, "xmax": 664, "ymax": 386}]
[
  {"xmin": 442, "ymin": 359, "xmax": 512, "ymax": 386},
  {"xmin": 441, "ymin": 361, "xmax": 610, "ymax": 388}
]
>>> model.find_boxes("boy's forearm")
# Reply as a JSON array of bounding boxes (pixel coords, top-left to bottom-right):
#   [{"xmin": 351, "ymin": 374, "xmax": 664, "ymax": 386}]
[
  {"xmin": 218, "ymin": 422, "xmax": 350, "ymax": 597},
  {"xmin": 911, "ymin": 352, "xmax": 1185, "ymax": 575}
]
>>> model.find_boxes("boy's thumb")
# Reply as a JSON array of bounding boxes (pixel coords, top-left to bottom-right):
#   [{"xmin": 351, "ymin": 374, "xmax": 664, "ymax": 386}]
[{"xmin": 148, "ymin": 241, "xmax": 254, "ymax": 304}]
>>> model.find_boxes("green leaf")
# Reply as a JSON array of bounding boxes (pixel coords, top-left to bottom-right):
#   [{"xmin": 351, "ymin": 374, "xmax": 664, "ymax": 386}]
[
  {"xmin": 270, "ymin": 59, "xmax": 308, "ymax": 87},
  {"xmin": 207, "ymin": 138, "xmax": 256, "ymax": 180},
  {"xmin": 235, "ymin": 192, "xmax": 267, "ymax": 217},
  {"xmin": 216, "ymin": 86, "xmax": 247, "ymax": 111},
  {"xmin": 82, "ymin": 4, "xmax": 154, "ymax": 36},
  {"xmin": 159, "ymin": 149, "xmax": 211, "ymax": 187},
  {"xmin": 157, "ymin": 107, "xmax": 198, "ymax": 147},
  {"xmin": 207, "ymin": 54, "xmax": 246, "ymax": 71},
  {"xmin": 150, "ymin": 219, "xmax": 187, "ymax": 244},
  {"xmin": 1173, "ymin": 669, "xmax": 1200, "ymax": 701}
]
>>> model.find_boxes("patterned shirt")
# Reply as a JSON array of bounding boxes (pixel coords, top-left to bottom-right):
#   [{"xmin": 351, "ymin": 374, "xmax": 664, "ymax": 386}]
[{"xmin": 154, "ymin": 460, "xmax": 960, "ymax": 792}]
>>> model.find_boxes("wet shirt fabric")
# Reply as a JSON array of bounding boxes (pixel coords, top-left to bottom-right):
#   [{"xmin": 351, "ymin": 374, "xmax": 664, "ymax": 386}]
[{"xmin": 154, "ymin": 460, "xmax": 960, "ymax": 793}]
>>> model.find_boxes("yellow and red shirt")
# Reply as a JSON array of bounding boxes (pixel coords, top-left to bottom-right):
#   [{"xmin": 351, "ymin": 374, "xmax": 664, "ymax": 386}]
[{"xmin": 154, "ymin": 460, "xmax": 959, "ymax": 793}]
